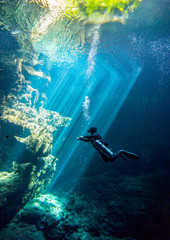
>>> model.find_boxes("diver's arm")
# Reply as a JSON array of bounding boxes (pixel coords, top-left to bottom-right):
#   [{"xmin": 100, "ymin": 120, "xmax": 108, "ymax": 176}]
[{"xmin": 77, "ymin": 136, "xmax": 93, "ymax": 142}]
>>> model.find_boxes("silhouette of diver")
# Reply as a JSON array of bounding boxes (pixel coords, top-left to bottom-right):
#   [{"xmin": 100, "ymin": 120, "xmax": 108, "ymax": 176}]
[{"xmin": 77, "ymin": 127, "xmax": 139, "ymax": 162}]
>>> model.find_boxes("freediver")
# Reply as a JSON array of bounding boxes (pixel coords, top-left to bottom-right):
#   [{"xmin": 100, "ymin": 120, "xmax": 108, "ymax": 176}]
[{"xmin": 77, "ymin": 127, "xmax": 139, "ymax": 162}]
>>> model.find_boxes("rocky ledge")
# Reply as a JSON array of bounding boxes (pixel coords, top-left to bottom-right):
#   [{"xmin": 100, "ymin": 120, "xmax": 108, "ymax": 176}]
[{"xmin": 0, "ymin": 170, "xmax": 169, "ymax": 240}]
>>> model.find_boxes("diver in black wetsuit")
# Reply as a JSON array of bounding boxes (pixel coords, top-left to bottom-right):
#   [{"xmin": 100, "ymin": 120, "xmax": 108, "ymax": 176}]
[{"xmin": 77, "ymin": 127, "xmax": 139, "ymax": 162}]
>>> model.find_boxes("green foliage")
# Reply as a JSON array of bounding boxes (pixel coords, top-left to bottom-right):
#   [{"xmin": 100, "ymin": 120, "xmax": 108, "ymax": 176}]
[{"xmin": 65, "ymin": 0, "xmax": 142, "ymax": 23}]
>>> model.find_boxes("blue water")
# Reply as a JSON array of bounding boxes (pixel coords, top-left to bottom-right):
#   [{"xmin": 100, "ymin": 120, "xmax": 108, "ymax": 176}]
[{"xmin": 0, "ymin": 1, "xmax": 170, "ymax": 239}]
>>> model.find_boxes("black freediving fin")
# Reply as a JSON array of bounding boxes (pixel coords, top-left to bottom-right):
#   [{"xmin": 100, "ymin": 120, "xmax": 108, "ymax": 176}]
[{"xmin": 119, "ymin": 150, "xmax": 139, "ymax": 160}]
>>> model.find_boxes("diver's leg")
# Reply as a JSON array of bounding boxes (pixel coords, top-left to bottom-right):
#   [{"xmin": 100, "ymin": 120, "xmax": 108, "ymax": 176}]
[
  {"xmin": 119, "ymin": 150, "xmax": 139, "ymax": 160},
  {"xmin": 101, "ymin": 153, "xmax": 120, "ymax": 162},
  {"xmin": 110, "ymin": 152, "xmax": 119, "ymax": 161},
  {"xmin": 101, "ymin": 154, "xmax": 109, "ymax": 162}
]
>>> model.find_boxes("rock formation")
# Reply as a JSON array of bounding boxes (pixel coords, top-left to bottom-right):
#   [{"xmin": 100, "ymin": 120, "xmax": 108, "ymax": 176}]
[
  {"xmin": 0, "ymin": 43, "xmax": 71, "ymax": 228},
  {"xmin": 0, "ymin": 162, "xmax": 32, "ymax": 227},
  {"xmin": 0, "ymin": 170, "xmax": 169, "ymax": 240}
]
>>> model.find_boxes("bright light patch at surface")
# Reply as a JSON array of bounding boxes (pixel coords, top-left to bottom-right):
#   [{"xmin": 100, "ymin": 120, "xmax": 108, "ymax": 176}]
[
  {"xmin": 31, "ymin": 0, "xmax": 66, "ymax": 37},
  {"xmin": 27, "ymin": 0, "xmax": 142, "ymax": 24}
]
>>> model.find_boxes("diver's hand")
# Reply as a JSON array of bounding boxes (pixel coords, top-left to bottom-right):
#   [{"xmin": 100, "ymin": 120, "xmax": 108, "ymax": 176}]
[{"xmin": 77, "ymin": 136, "xmax": 83, "ymax": 140}]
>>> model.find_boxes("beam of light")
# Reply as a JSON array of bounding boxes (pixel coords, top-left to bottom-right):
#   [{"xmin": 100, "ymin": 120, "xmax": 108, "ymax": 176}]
[{"xmin": 46, "ymin": 51, "xmax": 141, "ymax": 193}]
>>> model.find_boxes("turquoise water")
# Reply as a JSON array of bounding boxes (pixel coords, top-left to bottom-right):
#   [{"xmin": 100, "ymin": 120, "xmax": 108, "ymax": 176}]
[{"xmin": 0, "ymin": 0, "xmax": 169, "ymax": 239}]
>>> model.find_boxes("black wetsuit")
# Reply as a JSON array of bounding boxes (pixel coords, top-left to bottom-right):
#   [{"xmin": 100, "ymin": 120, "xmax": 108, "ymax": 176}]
[
  {"xmin": 78, "ymin": 131, "xmax": 139, "ymax": 162},
  {"xmin": 78, "ymin": 133, "xmax": 119, "ymax": 162}
]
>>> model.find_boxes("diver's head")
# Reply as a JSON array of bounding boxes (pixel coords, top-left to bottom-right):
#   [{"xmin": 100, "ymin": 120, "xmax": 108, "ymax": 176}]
[{"xmin": 87, "ymin": 127, "xmax": 97, "ymax": 134}]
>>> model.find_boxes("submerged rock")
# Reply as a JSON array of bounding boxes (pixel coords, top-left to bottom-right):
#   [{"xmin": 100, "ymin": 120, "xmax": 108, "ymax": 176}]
[
  {"xmin": 0, "ymin": 222, "xmax": 46, "ymax": 240},
  {"xmin": 0, "ymin": 154, "xmax": 58, "ymax": 228},
  {"xmin": 0, "ymin": 169, "xmax": 169, "ymax": 240},
  {"xmin": 2, "ymin": 102, "xmax": 71, "ymax": 157},
  {"xmin": 23, "ymin": 155, "xmax": 58, "ymax": 201},
  {"xmin": 0, "ymin": 30, "xmax": 71, "ymax": 231},
  {"xmin": 15, "ymin": 194, "xmax": 74, "ymax": 240},
  {"xmin": 0, "ymin": 162, "xmax": 32, "ymax": 227}
]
